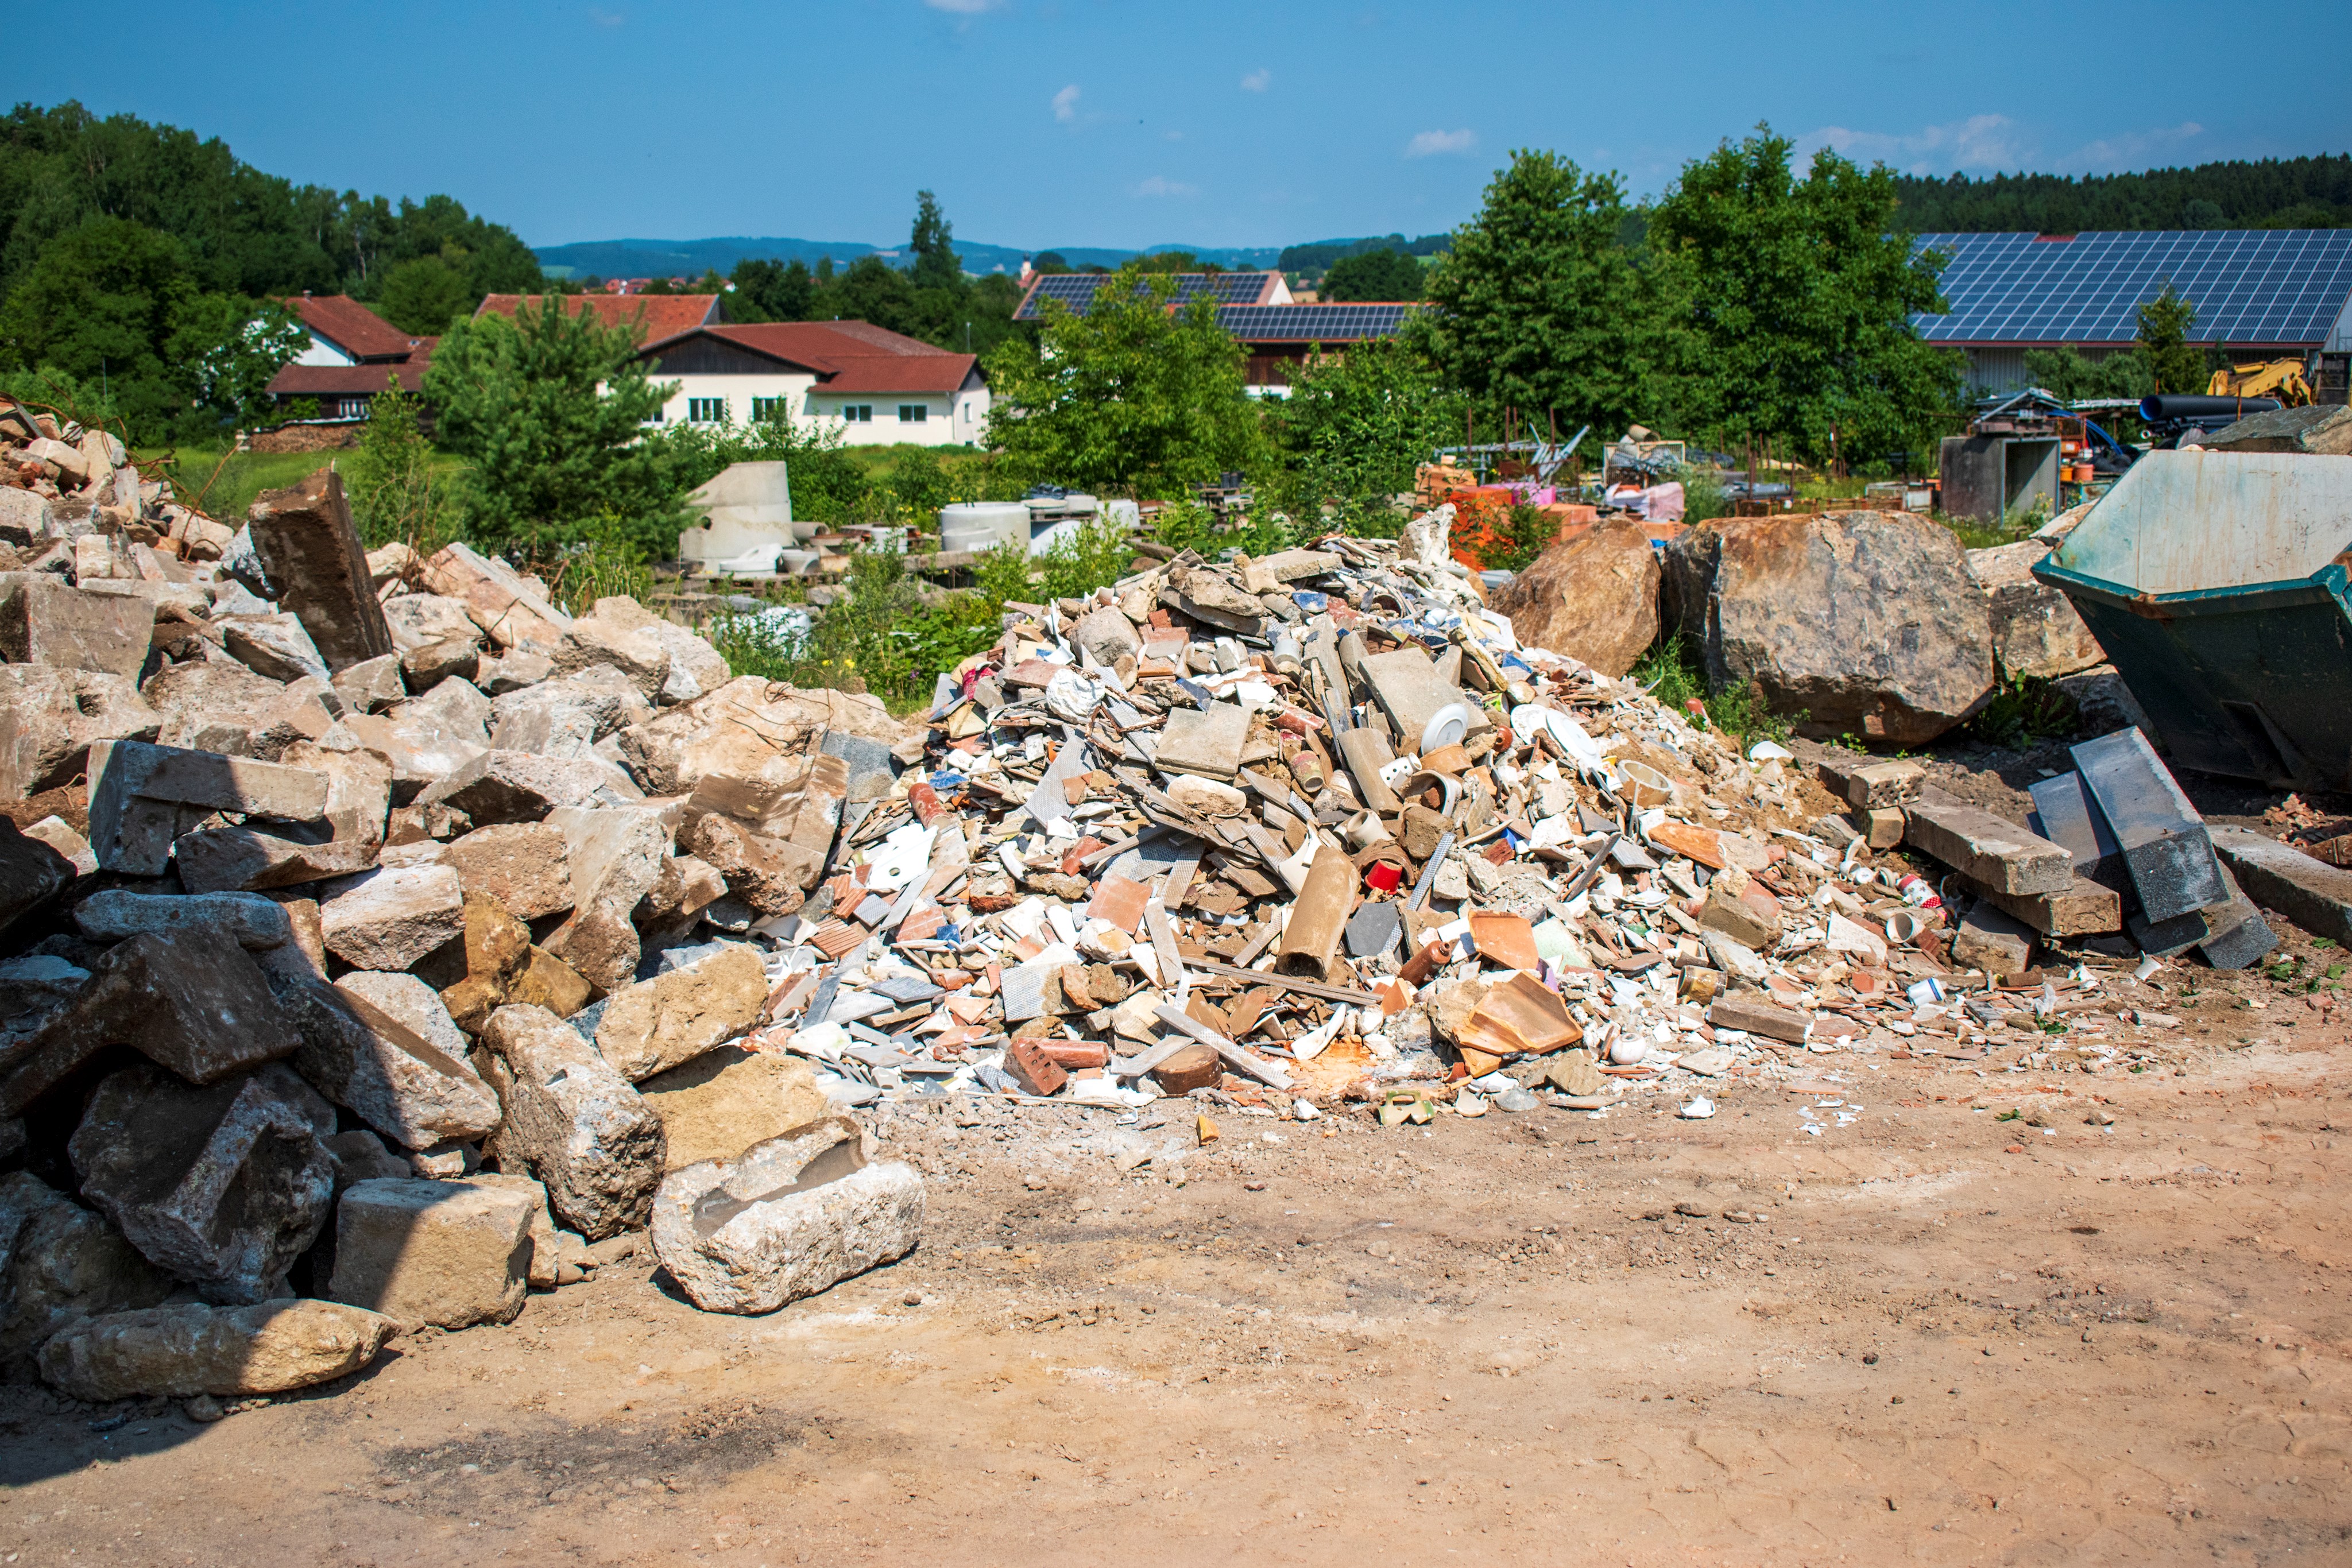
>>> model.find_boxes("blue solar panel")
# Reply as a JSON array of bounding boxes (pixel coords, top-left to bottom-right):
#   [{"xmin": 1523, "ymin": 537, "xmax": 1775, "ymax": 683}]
[
  {"xmin": 1912, "ymin": 230, "xmax": 2352, "ymax": 346},
  {"xmin": 1217, "ymin": 304, "xmax": 1418, "ymax": 341},
  {"xmin": 1013, "ymin": 272, "xmax": 1278, "ymax": 320}
]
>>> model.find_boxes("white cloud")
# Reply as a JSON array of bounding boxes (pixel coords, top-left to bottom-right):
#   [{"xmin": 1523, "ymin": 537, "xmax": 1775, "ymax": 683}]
[
  {"xmin": 1052, "ymin": 84, "xmax": 1081, "ymax": 123},
  {"xmin": 1241, "ymin": 68, "xmax": 1270, "ymax": 92},
  {"xmin": 924, "ymin": 0, "xmax": 1004, "ymax": 12},
  {"xmin": 586, "ymin": 6, "xmax": 623, "ymax": 24},
  {"xmin": 1406, "ymin": 128, "xmax": 1476, "ymax": 158},
  {"xmin": 1134, "ymin": 176, "xmax": 1198, "ymax": 198},
  {"xmin": 1798, "ymin": 114, "xmax": 2031, "ymax": 174},
  {"xmin": 2059, "ymin": 121, "xmax": 2206, "ymax": 175}
]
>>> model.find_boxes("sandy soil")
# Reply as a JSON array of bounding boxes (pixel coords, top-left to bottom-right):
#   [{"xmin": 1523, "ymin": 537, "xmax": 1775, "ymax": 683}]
[{"xmin": 3, "ymin": 948, "xmax": 2346, "ymax": 1566}]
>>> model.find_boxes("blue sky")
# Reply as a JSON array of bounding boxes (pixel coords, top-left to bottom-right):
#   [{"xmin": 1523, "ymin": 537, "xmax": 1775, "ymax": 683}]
[{"xmin": 20, "ymin": 1, "xmax": 2352, "ymax": 251}]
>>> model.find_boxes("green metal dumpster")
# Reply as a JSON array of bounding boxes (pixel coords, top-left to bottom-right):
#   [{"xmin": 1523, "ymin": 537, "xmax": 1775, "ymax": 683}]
[{"xmin": 2032, "ymin": 450, "xmax": 2352, "ymax": 791}]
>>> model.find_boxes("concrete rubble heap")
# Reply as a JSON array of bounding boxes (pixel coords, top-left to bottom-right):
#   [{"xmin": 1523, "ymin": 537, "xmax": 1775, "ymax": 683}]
[{"xmin": 0, "ymin": 411, "xmax": 2335, "ymax": 1417}]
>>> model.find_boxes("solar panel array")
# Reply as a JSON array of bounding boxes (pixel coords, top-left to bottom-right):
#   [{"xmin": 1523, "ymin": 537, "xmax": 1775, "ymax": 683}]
[
  {"xmin": 1911, "ymin": 230, "xmax": 2352, "ymax": 347},
  {"xmin": 1218, "ymin": 304, "xmax": 1418, "ymax": 341},
  {"xmin": 1013, "ymin": 272, "xmax": 1276, "ymax": 320}
]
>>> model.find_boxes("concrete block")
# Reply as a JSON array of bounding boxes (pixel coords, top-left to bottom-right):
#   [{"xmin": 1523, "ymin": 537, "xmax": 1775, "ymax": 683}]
[
  {"xmin": 1155, "ymin": 703, "xmax": 1250, "ymax": 782},
  {"xmin": 245, "ymin": 468, "xmax": 395, "ymax": 673},
  {"xmin": 326, "ymin": 1178, "xmax": 535, "ymax": 1330},
  {"xmin": 2210, "ymin": 826, "xmax": 2352, "ymax": 945},
  {"xmin": 2198, "ymin": 866, "xmax": 2278, "ymax": 973},
  {"xmin": 319, "ymin": 865, "xmax": 466, "ymax": 971},
  {"xmin": 1814, "ymin": 755, "xmax": 1925, "ymax": 809},
  {"xmin": 2072, "ymin": 727, "xmax": 2226, "ymax": 923},
  {"xmin": 0, "ymin": 575, "xmax": 152, "ymax": 678},
  {"xmin": 1952, "ymin": 899, "xmax": 2037, "ymax": 977},
  {"xmin": 440, "ymin": 823, "xmax": 575, "ymax": 919},
  {"xmin": 85, "ymin": 739, "xmax": 329, "ymax": 876},
  {"xmin": 1902, "ymin": 789, "xmax": 2074, "ymax": 896},
  {"xmin": 1957, "ymin": 874, "xmax": 2124, "ymax": 937}
]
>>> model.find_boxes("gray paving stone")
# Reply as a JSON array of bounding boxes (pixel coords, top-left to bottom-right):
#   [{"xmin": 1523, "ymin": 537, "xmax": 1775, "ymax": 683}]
[{"xmin": 2071, "ymin": 727, "xmax": 2225, "ymax": 924}]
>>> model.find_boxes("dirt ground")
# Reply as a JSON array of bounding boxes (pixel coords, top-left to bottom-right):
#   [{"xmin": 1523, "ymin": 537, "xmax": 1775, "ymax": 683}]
[{"xmin": 1, "ymin": 935, "xmax": 2345, "ymax": 1566}]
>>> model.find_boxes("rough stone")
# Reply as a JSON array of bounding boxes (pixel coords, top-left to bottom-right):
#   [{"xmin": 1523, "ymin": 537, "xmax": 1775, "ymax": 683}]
[
  {"xmin": 73, "ymin": 889, "xmax": 294, "ymax": 949},
  {"xmin": 417, "ymin": 749, "xmax": 610, "ymax": 824},
  {"xmin": 1968, "ymin": 540, "xmax": 2106, "ymax": 681},
  {"xmin": 0, "ymin": 575, "xmax": 153, "ymax": 679},
  {"xmin": 431, "ymin": 893, "xmax": 536, "ymax": 1034},
  {"xmin": 85, "ymin": 739, "xmax": 328, "ymax": 877},
  {"xmin": 326, "ymin": 1178, "xmax": 535, "ymax": 1330},
  {"xmin": 277, "ymin": 972, "xmax": 502, "ymax": 1149},
  {"xmin": 0, "ymin": 818, "xmax": 76, "ymax": 935},
  {"xmin": 172, "ymin": 826, "xmax": 380, "ymax": 894},
  {"xmin": 1663, "ymin": 512, "xmax": 1995, "ymax": 745},
  {"xmin": 0, "ymin": 666, "xmax": 158, "ymax": 796},
  {"xmin": 554, "ymin": 598, "xmax": 674, "ymax": 702},
  {"xmin": 478, "ymin": 1004, "xmax": 664, "ymax": 1240},
  {"xmin": 1696, "ymin": 880, "xmax": 1781, "ymax": 949},
  {"xmin": 1486, "ymin": 518, "xmax": 1660, "ymax": 678},
  {"xmin": 219, "ymin": 612, "xmax": 332, "ymax": 684},
  {"xmin": 244, "ymin": 468, "xmax": 395, "ymax": 673},
  {"xmin": 0, "ymin": 927, "xmax": 300, "ymax": 1118},
  {"xmin": 649, "ymin": 1116, "xmax": 922, "ymax": 1314},
  {"xmin": 457, "ymin": 1172, "xmax": 564, "ymax": 1289},
  {"xmin": 0, "ymin": 1171, "xmax": 172, "ymax": 1361},
  {"xmin": 637, "ymin": 1046, "xmax": 831, "ymax": 1172},
  {"xmin": 69, "ymin": 1062, "xmax": 336, "ymax": 1303},
  {"xmin": 591, "ymin": 943, "xmax": 768, "ymax": 1082},
  {"xmin": 440, "ymin": 822, "xmax": 574, "ymax": 919},
  {"xmin": 319, "ymin": 865, "xmax": 465, "ymax": 971},
  {"xmin": 36, "ymin": 1299, "xmax": 396, "ymax": 1401},
  {"xmin": 419, "ymin": 541, "xmax": 573, "ymax": 657},
  {"xmin": 1951, "ymin": 899, "xmax": 2038, "ymax": 977},
  {"xmin": 541, "ymin": 804, "xmax": 671, "ymax": 992},
  {"xmin": 330, "ymin": 654, "xmax": 407, "ymax": 714},
  {"xmin": 1071, "ymin": 605, "xmax": 1142, "ymax": 667}
]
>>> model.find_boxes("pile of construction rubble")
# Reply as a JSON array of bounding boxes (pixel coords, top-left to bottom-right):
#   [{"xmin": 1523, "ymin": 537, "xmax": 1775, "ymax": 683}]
[{"xmin": 0, "ymin": 411, "xmax": 2308, "ymax": 1415}]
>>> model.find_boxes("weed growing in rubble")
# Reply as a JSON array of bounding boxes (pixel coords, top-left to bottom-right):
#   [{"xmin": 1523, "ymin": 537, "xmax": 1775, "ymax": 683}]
[
  {"xmin": 1631, "ymin": 633, "xmax": 1793, "ymax": 748},
  {"xmin": 536, "ymin": 529, "xmax": 655, "ymax": 617},
  {"xmin": 1965, "ymin": 675, "xmax": 2077, "ymax": 750}
]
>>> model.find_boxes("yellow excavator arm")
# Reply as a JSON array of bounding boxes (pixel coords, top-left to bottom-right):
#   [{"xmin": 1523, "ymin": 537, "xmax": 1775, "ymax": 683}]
[{"xmin": 2206, "ymin": 358, "xmax": 2314, "ymax": 405}]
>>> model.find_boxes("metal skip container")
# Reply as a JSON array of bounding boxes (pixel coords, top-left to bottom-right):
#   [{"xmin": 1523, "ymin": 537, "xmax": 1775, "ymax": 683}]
[{"xmin": 2031, "ymin": 449, "xmax": 2352, "ymax": 790}]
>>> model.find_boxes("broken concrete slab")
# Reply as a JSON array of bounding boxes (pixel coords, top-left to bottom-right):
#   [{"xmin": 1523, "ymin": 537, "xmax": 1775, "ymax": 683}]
[
  {"xmin": 218, "ymin": 612, "xmax": 330, "ymax": 684},
  {"xmin": 1359, "ymin": 648, "xmax": 1478, "ymax": 755},
  {"xmin": 0, "ymin": 574, "xmax": 153, "ymax": 679},
  {"xmin": 0, "ymin": 666, "xmax": 158, "ymax": 796},
  {"xmin": 478, "ymin": 1004, "xmax": 664, "ymax": 1240},
  {"xmin": 1154, "ymin": 703, "xmax": 1250, "ymax": 781},
  {"xmin": 1958, "ymin": 874, "xmax": 2123, "ymax": 938},
  {"xmin": 318, "ymin": 865, "xmax": 465, "ymax": 971},
  {"xmin": 1902, "ymin": 789, "xmax": 2075, "ymax": 896},
  {"xmin": 591, "ymin": 942, "xmax": 768, "ymax": 1083},
  {"xmin": 2072, "ymin": 727, "xmax": 2227, "ymax": 924},
  {"xmin": 0, "ymin": 927, "xmax": 301, "ymax": 1117},
  {"xmin": 415, "ymin": 749, "xmax": 609, "ymax": 826},
  {"xmin": 243, "ymin": 468, "xmax": 394, "ymax": 673},
  {"xmin": 2210, "ymin": 826, "xmax": 2352, "ymax": 944},
  {"xmin": 438, "ymin": 822, "xmax": 574, "ymax": 920},
  {"xmin": 326, "ymin": 1177, "xmax": 535, "ymax": 1330},
  {"xmin": 72, "ymin": 888, "xmax": 294, "ymax": 949},
  {"xmin": 637, "ymin": 1046, "xmax": 831, "ymax": 1173},
  {"xmin": 84, "ymin": 738, "xmax": 328, "ymax": 876},
  {"xmin": 172, "ymin": 826, "xmax": 380, "ymax": 894},
  {"xmin": 649, "ymin": 1116, "xmax": 922, "ymax": 1314},
  {"xmin": 69, "ymin": 1062, "xmax": 336, "ymax": 1303},
  {"xmin": 36, "ymin": 1298, "xmax": 397, "ymax": 1401}
]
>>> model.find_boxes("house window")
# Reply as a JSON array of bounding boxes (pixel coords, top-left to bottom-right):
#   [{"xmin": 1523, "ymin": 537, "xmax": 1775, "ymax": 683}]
[
  {"xmin": 841, "ymin": 405, "xmax": 872, "ymax": 423},
  {"xmin": 898, "ymin": 404, "xmax": 927, "ymax": 423},
  {"xmin": 687, "ymin": 396, "xmax": 728, "ymax": 424},
  {"xmin": 750, "ymin": 396, "xmax": 786, "ymax": 424},
  {"xmin": 962, "ymin": 400, "xmax": 972, "ymax": 422}
]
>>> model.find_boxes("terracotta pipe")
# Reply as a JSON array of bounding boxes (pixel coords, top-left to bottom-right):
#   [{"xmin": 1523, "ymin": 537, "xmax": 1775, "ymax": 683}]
[{"xmin": 1275, "ymin": 836, "xmax": 1357, "ymax": 984}]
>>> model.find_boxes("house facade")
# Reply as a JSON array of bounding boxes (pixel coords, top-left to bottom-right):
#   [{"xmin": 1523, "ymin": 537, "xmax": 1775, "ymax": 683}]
[
  {"xmin": 636, "ymin": 321, "xmax": 988, "ymax": 447},
  {"xmin": 264, "ymin": 295, "xmax": 433, "ymax": 422}
]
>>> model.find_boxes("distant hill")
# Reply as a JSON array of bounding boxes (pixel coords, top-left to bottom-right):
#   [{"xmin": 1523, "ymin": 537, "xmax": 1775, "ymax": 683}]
[
  {"xmin": 533, "ymin": 235, "xmax": 1285, "ymax": 281},
  {"xmin": 1890, "ymin": 153, "xmax": 2352, "ymax": 233}
]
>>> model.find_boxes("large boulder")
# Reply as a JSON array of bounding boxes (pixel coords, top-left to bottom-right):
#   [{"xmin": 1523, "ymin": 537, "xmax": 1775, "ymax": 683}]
[
  {"xmin": 37, "ymin": 1298, "xmax": 396, "ymax": 1400},
  {"xmin": 1487, "ymin": 518, "xmax": 1659, "ymax": 678},
  {"xmin": 477, "ymin": 1004, "xmax": 663, "ymax": 1240},
  {"xmin": 649, "ymin": 1116, "xmax": 922, "ymax": 1314},
  {"xmin": 637, "ymin": 1046, "xmax": 830, "ymax": 1172},
  {"xmin": 69, "ymin": 1062, "xmax": 336, "ymax": 1303},
  {"xmin": 1967, "ymin": 540, "xmax": 2106, "ymax": 682},
  {"xmin": 1663, "ymin": 511, "xmax": 1994, "ymax": 745},
  {"xmin": 325, "ymin": 1178, "xmax": 536, "ymax": 1330},
  {"xmin": 588, "ymin": 943, "xmax": 769, "ymax": 1082}
]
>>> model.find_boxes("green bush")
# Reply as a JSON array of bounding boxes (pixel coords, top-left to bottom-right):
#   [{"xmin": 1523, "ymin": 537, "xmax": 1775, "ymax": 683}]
[{"xmin": 1630, "ymin": 632, "xmax": 1794, "ymax": 748}]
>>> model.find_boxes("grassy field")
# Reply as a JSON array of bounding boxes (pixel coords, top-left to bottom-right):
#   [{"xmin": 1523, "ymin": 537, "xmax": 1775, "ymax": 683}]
[{"xmin": 145, "ymin": 447, "xmax": 343, "ymax": 523}]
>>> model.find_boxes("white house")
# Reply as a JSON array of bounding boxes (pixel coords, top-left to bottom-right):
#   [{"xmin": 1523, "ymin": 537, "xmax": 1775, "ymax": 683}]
[{"xmin": 635, "ymin": 320, "xmax": 989, "ymax": 448}]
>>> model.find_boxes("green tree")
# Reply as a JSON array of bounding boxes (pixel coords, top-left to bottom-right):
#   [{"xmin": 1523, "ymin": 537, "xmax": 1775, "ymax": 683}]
[
  {"xmin": 1650, "ymin": 125, "xmax": 1963, "ymax": 466},
  {"xmin": 825, "ymin": 254, "xmax": 918, "ymax": 333},
  {"xmin": 1030, "ymin": 251, "xmax": 1073, "ymax": 276},
  {"xmin": 166, "ymin": 292, "xmax": 308, "ymax": 432},
  {"xmin": 1267, "ymin": 336, "xmax": 1459, "ymax": 529},
  {"xmin": 730, "ymin": 257, "xmax": 816, "ymax": 322},
  {"xmin": 2021, "ymin": 344, "xmax": 2153, "ymax": 401},
  {"xmin": 339, "ymin": 374, "xmax": 446, "ymax": 547},
  {"xmin": 2137, "ymin": 285, "xmax": 2203, "ymax": 394},
  {"xmin": 1414, "ymin": 150, "xmax": 1656, "ymax": 439},
  {"xmin": 423, "ymin": 298, "xmax": 679, "ymax": 554},
  {"xmin": 376, "ymin": 252, "xmax": 473, "ymax": 333},
  {"xmin": 1322, "ymin": 249, "xmax": 1423, "ymax": 301},
  {"xmin": 910, "ymin": 190, "xmax": 960, "ymax": 292},
  {"xmin": 982, "ymin": 261, "xmax": 1262, "ymax": 495}
]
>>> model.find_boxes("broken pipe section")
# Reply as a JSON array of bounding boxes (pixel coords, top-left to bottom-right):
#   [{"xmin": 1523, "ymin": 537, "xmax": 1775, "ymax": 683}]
[{"xmin": 1275, "ymin": 836, "xmax": 1357, "ymax": 984}]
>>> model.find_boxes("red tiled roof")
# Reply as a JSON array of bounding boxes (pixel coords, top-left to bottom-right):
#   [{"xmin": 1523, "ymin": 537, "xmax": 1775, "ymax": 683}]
[
  {"xmin": 475, "ymin": 293, "xmax": 721, "ymax": 342},
  {"xmin": 644, "ymin": 322, "xmax": 980, "ymax": 396},
  {"xmin": 266, "ymin": 361, "xmax": 429, "ymax": 397},
  {"xmin": 283, "ymin": 295, "xmax": 424, "ymax": 361}
]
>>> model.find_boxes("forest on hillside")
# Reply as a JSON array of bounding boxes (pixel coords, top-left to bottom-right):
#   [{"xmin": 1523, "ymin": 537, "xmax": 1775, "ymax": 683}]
[{"xmin": 1889, "ymin": 153, "xmax": 2352, "ymax": 232}]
